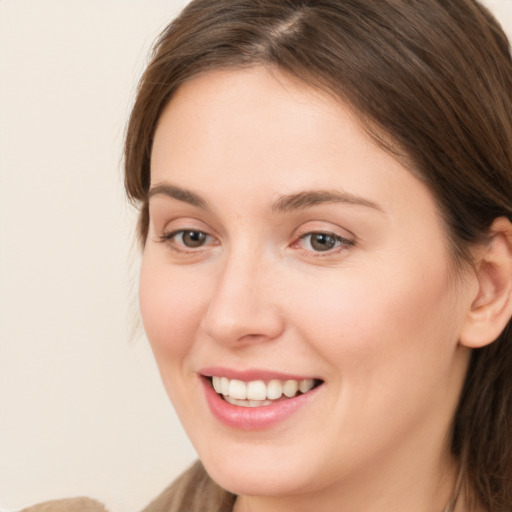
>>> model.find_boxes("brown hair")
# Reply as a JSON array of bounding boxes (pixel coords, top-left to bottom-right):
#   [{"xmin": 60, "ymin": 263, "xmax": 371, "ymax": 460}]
[{"xmin": 124, "ymin": 1, "xmax": 512, "ymax": 510}]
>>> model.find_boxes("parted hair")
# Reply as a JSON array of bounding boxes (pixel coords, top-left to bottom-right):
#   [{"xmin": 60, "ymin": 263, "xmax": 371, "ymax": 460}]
[{"xmin": 124, "ymin": 1, "xmax": 512, "ymax": 510}]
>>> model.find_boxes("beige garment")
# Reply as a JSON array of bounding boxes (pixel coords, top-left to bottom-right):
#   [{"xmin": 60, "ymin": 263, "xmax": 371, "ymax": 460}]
[
  {"xmin": 19, "ymin": 497, "xmax": 108, "ymax": 512},
  {"xmin": 141, "ymin": 461, "xmax": 236, "ymax": 512},
  {"xmin": 18, "ymin": 462, "xmax": 235, "ymax": 512}
]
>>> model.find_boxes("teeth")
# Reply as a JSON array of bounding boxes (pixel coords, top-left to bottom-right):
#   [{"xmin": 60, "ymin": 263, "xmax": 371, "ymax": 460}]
[
  {"xmin": 220, "ymin": 377, "xmax": 229, "ymax": 395},
  {"xmin": 210, "ymin": 376, "xmax": 318, "ymax": 402},
  {"xmin": 299, "ymin": 378, "xmax": 315, "ymax": 394},
  {"xmin": 283, "ymin": 379, "xmax": 299, "ymax": 397},
  {"xmin": 212, "ymin": 376, "xmax": 222, "ymax": 393},
  {"xmin": 228, "ymin": 379, "xmax": 247, "ymax": 400},
  {"xmin": 247, "ymin": 380, "xmax": 267, "ymax": 400},
  {"xmin": 225, "ymin": 397, "xmax": 273, "ymax": 407},
  {"xmin": 267, "ymin": 379, "xmax": 283, "ymax": 400}
]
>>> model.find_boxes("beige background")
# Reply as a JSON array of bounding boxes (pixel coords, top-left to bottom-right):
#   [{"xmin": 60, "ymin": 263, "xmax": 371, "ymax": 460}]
[{"xmin": 0, "ymin": 1, "xmax": 511, "ymax": 511}]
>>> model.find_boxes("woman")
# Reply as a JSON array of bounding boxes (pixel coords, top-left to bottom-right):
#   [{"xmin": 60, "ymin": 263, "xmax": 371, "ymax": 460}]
[{"xmin": 121, "ymin": 1, "xmax": 512, "ymax": 511}]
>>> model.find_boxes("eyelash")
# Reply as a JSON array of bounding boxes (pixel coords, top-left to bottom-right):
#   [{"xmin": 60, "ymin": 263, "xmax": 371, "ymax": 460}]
[
  {"xmin": 294, "ymin": 231, "xmax": 354, "ymax": 257},
  {"xmin": 159, "ymin": 227, "xmax": 355, "ymax": 259},
  {"xmin": 158, "ymin": 229, "xmax": 216, "ymax": 254}
]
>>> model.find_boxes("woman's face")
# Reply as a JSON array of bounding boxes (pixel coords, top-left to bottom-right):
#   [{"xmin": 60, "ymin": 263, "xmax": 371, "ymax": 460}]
[{"xmin": 140, "ymin": 67, "xmax": 474, "ymax": 503}]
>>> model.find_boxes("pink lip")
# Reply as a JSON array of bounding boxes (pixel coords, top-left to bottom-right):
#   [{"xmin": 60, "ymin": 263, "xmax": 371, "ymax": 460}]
[
  {"xmin": 199, "ymin": 374, "xmax": 323, "ymax": 431},
  {"xmin": 199, "ymin": 366, "xmax": 316, "ymax": 382}
]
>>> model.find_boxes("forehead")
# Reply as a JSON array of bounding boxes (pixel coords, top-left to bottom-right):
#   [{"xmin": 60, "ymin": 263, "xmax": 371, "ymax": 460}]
[
  {"xmin": 154, "ymin": 69, "xmax": 387, "ymax": 173},
  {"xmin": 150, "ymin": 67, "xmax": 435, "ymax": 220}
]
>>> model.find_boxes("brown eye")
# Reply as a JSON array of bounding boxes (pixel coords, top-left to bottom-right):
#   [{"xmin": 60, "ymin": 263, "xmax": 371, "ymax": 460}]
[
  {"xmin": 159, "ymin": 228, "xmax": 216, "ymax": 253},
  {"xmin": 309, "ymin": 233, "xmax": 337, "ymax": 251},
  {"xmin": 299, "ymin": 232, "xmax": 352, "ymax": 253},
  {"xmin": 180, "ymin": 230, "xmax": 208, "ymax": 248}
]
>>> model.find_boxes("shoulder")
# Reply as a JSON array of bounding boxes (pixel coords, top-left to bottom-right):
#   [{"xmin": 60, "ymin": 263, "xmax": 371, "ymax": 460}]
[
  {"xmin": 142, "ymin": 461, "xmax": 236, "ymax": 512},
  {"xmin": 19, "ymin": 497, "xmax": 108, "ymax": 512},
  {"xmin": 16, "ymin": 463, "xmax": 235, "ymax": 512}
]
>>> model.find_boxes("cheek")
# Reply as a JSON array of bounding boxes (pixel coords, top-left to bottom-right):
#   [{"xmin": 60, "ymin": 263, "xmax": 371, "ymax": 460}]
[
  {"xmin": 139, "ymin": 254, "xmax": 205, "ymax": 362},
  {"xmin": 289, "ymin": 252, "xmax": 461, "ymax": 381},
  {"xmin": 283, "ymin": 256, "xmax": 466, "ymax": 460}
]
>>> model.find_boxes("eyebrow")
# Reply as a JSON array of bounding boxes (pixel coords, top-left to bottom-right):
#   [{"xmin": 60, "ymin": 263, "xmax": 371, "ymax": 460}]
[
  {"xmin": 148, "ymin": 183, "xmax": 383, "ymax": 214},
  {"xmin": 272, "ymin": 190, "xmax": 384, "ymax": 213},
  {"xmin": 148, "ymin": 183, "xmax": 208, "ymax": 209}
]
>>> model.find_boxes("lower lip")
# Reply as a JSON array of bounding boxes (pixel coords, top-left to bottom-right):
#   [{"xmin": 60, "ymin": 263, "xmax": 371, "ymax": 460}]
[{"xmin": 200, "ymin": 377, "xmax": 322, "ymax": 430}]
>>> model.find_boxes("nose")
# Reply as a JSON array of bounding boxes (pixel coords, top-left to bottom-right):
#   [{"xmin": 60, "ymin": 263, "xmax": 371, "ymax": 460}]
[{"xmin": 200, "ymin": 252, "xmax": 285, "ymax": 346}]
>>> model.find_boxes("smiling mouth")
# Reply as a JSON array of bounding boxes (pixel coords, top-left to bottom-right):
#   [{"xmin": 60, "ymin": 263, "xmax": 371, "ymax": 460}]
[{"xmin": 207, "ymin": 376, "xmax": 323, "ymax": 408}]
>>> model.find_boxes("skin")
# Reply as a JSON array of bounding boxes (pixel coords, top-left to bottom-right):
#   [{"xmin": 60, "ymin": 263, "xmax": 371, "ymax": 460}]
[{"xmin": 140, "ymin": 67, "xmax": 478, "ymax": 512}]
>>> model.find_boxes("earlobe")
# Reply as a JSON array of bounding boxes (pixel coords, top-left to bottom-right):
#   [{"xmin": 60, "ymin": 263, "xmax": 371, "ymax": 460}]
[{"xmin": 460, "ymin": 217, "xmax": 512, "ymax": 348}]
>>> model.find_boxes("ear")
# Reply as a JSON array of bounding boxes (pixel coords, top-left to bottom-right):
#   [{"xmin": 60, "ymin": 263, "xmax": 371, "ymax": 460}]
[{"xmin": 459, "ymin": 217, "xmax": 512, "ymax": 348}]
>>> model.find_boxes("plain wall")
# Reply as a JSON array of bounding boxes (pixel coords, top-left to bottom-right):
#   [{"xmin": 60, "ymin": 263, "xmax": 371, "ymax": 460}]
[
  {"xmin": 0, "ymin": 1, "xmax": 511, "ymax": 511},
  {"xmin": 0, "ymin": 2, "xmax": 196, "ymax": 512}
]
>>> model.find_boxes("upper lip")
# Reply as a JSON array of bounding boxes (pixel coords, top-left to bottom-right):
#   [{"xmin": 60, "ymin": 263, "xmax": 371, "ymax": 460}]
[{"xmin": 199, "ymin": 366, "xmax": 321, "ymax": 382}]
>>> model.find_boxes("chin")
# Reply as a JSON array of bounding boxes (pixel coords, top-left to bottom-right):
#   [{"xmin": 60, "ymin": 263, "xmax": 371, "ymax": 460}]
[
  {"xmin": 197, "ymin": 442, "xmax": 325, "ymax": 498},
  {"xmin": 206, "ymin": 460, "xmax": 306, "ymax": 497}
]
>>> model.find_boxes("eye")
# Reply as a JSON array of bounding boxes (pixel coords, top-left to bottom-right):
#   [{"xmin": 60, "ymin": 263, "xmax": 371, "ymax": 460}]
[
  {"xmin": 178, "ymin": 230, "xmax": 209, "ymax": 248},
  {"xmin": 298, "ymin": 232, "xmax": 353, "ymax": 253},
  {"xmin": 160, "ymin": 229, "xmax": 214, "ymax": 250}
]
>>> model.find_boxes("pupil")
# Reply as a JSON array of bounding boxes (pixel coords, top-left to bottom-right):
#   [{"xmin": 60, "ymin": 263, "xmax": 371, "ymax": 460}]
[
  {"xmin": 183, "ymin": 231, "xmax": 206, "ymax": 247},
  {"xmin": 311, "ymin": 233, "xmax": 335, "ymax": 251}
]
